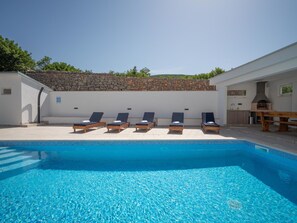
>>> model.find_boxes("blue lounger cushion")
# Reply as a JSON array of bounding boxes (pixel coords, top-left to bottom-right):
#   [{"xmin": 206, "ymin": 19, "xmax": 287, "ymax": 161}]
[
  {"xmin": 136, "ymin": 112, "xmax": 155, "ymax": 126},
  {"xmin": 107, "ymin": 113, "xmax": 129, "ymax": 126},
  {"xmin": 169, "ymin": 113, "xmax": 184, "ymax": 127},
  {"xmin": 73, "ymin": 121, "xmax": 98, "ymax": 126},
  {"xmin": 201, "ymin": 112, "xmax": 220, "ymax": 127},
  {"xmin": 73, "ymin": 112, "xmax": 104, "ymax": 126},
  {"xmin": 201, "ymin": 112, "xmax": 220, "ymax": 133},
  {"xmin": 169, "ymin": 122, "xmax": 184, "ymax": 127}
]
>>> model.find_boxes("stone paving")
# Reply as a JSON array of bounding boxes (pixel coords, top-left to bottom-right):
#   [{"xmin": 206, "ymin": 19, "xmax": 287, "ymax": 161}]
[{"xmin": 0, "ymin": 125, "xmax": 296, "ymax": 154}]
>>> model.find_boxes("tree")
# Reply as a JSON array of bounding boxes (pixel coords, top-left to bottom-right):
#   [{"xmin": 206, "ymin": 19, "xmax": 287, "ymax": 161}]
[
  {"xmin": 208, "ymin": 67, "xmax": 225, "ymax": 78},
  {"xmin": 36, "ymin": 56, "xmax": 52, "ymax": 70},
  {"xmin": 42, "ymin": 62, "xmax": 82, "ymax": 72},
  {"xmin": 139, "ymin": 67, "xmax": 150, "ymax": 77},
  {"xmin": 0, "ymin": 35, "xmax": 82, "ymax": 73},
  {"xmin": 111, "ymin": 66, "xmax": 151, "ymax": 77},
  {"xmin": 126, "ymin": 66, "xmax": 138, "ymax": 77},
  {"xmin": 0, "ymin": 35, "xmax": 35, "ymax": 72},
  {"xmin": 36, "ymin": 56, "xmax": 82, "ymax": 72},
  {"xmin": 193, "ymin": 67, "xmax": 225, "ymax": 79}
]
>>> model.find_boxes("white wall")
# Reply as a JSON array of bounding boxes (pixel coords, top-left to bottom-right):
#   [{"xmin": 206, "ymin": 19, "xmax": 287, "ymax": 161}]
[
  {"xmin": 227, "ymin": 82, "xmax": 256, "ymax": 111},
  {"xmin": 46, "ymin": 91, "xmax": 218, "ymax": 125},
  {"xmin": 0, "ymin": 72, "xmax": 51, "ymax": 125},
  {"xmin": 268, "ymin": 75, "xmax": 297, "ymax": 112},
  {"xmin": 227, "ymin": 81, "xmax": 270, "ymax": 111},
  {"xmin": 216, "ymin": 72, "xmax": 297, "ymax": 125},
  {"xmin": 21, "ymin": 76, "xmax": 50, "ymax": 124},
  {"xmin": 0, "ymin": 73, "xmax": 22, "ymax": 125},
  {"xmin": 216, "ymin": 85, "xmax": 227, "ymax": 125}
]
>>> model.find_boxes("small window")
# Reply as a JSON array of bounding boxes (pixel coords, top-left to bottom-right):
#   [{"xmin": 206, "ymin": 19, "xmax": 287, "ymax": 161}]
[
  {"xmin": 227, "ymin": 90, "xmax": 246, "ymax": 96},
  {"xmin": 2, "ymin": 88, "xmax": 12, "ymax": 95},
  {"xmin": 280, "ymin": 84, "xmax": 293, "ymax": 95}
]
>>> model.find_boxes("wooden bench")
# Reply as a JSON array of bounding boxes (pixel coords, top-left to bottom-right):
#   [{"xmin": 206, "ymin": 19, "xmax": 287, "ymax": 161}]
[{"xmin": 257, "ymin": 112, "xmax": 297, "ymax": 132}]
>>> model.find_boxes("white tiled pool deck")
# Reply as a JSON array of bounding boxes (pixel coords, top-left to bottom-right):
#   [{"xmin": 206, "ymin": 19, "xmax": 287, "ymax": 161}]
[{"xmin": 0, "ymin": 125, "xmax": 296, "ymax": 155}]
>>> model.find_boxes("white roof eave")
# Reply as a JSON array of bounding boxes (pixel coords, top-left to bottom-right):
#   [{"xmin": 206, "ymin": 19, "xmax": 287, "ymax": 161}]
[
  {"xmin": 210, "ymin": 42, "xmax": 297, "ymax": 86},
  {"xmin": 17, "ymin": 71, "xmax": 53, "ymax": 91}
]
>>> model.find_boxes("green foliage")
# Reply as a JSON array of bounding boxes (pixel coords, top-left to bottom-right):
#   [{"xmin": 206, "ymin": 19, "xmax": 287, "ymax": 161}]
[
  {"xmin": 280, "ymin": 84, "xmax": 293, "ymax": 95},
  {"xmin": 139, "ymin": 67, "xmax": 151, "ymax": 77},
  {"xmin": 36, "ymin": 56, "xmax": 82, "ymax": 72},
  {"xmin": 110, "ymin": 66, "xmax": 151, "ymax": 77},
  {"xmin": 111, "ymin": 67, "xmax": 224, "ymax": 79},
  {"xmin": 0, "ymin": 35, "xmax": 224, "ymax": 77},
  {"xmin": 0, "ymin": 35, "xmax": 35, "ymax": 72},
  {"xmin": 152, "ymin": 74, "xmax": 190, "ymax": 79},
  {"xmin": 0, "ymin": 36, "xmax": 83, "ymax": 73},
  {"xmin": 152, "ymin": 68, "xmax": 225, "ymax": 80},
  {"xmin": 126, "ymin": 66, "xmax": 138, "ymax": 77},
  {"xmin": 36, "ymin": 56, "xmax": 52, "ymax": 70},
  {"xmin": 192, "ymin": 67, "xmax": 225, "ymax": 79},
  {"xmin": 42, "ymin": 62, "xmax": 82, "ymax": 72}
]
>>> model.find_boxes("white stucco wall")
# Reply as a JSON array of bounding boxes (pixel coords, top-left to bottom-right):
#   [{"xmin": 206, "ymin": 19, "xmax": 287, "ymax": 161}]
[
  {"xmin": 21, "ymin": 76, "xmax": 51, "ymax": 124},
  {"xmin": 216, "ymin": 85, "xmax": 227, "ymax": 125},
  {"xmin": 46, "ymin": 91, "xmax": 218, "ymax": 125},
  {"xmin": 268, "ymin": 75, "xmax": 297, "ymax": 112},
  {"xmin": 0, "ymin": 73, "xmax": 22, "ymax": 125},
  {"xmin": 0, "ymin": 72, "xmax": 51, "ymax": 125},
  {"xmin": 227, "ymin": 82, "xmax": 257, "ymax": 111}
]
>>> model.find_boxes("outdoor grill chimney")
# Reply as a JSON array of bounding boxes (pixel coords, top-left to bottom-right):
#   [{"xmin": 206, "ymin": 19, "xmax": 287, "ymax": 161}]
[
  {"xmin": 252, "ymin": 82, "xmax": 270, "ymax": 103},
  {"xmin": 251, "ymin": 81, "xmax": 272, "ymax": 111}
]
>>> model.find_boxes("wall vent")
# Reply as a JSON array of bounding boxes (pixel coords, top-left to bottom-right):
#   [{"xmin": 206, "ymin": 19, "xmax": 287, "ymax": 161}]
[{"xmin": 1, "ymin": 88, "xmax": 12, "ymax": 95}]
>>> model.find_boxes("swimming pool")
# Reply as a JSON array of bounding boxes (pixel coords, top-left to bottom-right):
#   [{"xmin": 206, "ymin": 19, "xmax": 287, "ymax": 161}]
[{"xmin": 0, "ymin": 140, "xmax": 296, "ymax": 222}]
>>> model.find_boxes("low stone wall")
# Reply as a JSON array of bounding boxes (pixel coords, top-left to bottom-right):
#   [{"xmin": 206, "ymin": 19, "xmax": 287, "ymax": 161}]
[{"xmin": 26, "ymin": 71, "xmax": 216, "ymax": 91}]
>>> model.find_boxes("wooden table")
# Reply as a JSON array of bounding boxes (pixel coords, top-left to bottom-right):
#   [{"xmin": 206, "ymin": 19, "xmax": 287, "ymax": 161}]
[{"xmin": 256, "ymin": 111, "xmax": 297, "ymax": 132}]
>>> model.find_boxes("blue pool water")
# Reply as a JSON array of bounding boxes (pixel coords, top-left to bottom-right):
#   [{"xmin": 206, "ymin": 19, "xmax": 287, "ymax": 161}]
[{"xmin": 0, "ymin": 140, "xmax": 296, "ymax": 222}]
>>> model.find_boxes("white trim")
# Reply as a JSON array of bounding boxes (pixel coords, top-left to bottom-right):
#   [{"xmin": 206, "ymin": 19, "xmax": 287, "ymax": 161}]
[
  {"xmin": 210, "ymin": 42, "xmax": 297, "ymax": 85},
  {"xmin": 0, "ymin": 71, "xmax": 53, "ymax": 92},
  {"xmin": 17, "ymin": 72, "xmax": 53, "ymax": 91}
]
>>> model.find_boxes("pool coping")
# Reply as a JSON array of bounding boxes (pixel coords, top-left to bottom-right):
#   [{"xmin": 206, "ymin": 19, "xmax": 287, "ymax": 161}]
[{"xmin": 0, "ymin": 125, "xmax": 296, "ymax": 155}]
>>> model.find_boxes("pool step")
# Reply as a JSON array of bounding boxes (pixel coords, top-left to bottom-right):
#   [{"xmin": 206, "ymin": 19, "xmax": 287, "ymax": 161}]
[
  {"xmin": 0, "ymin": 147, "xmax": 9, "ymax": 150},
  {"xmin": 0, "ymin": 148, "xmax": 16, "ymax": 154},
  {"xmin": 0, "ymin": 159, "xmax": 40, "ymax": 173},
  {"xmin": 0, "ymin": 151, "xmax": 27, "ymax": 160},
  {"xmin": 0, "ymin": 148, "xmax": 41, "ymax": 179},
  {"xmin": 0, "ymin": 155, "xmax": 32, "ymax": 167}
]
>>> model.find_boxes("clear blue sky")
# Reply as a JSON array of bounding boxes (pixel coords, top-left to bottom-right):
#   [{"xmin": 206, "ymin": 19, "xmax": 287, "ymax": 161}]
[{"xmin": 1, "ymin": 0, "xmax": 297, "ymax": 75}]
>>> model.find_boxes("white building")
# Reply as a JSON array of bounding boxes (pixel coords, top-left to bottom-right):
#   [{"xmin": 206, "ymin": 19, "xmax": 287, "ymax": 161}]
[
  {"xmin": 0, "ymin": 42, "xmax": 296, "ymax": 126},
  {"xmin": 0, "ymin": 72, "xmax": 218, "ymax": 126},
  {"xmin": 0, "ymin": 72, "xmax": 51, "ymax": 125},
  {"xmin": 211, "ymin": 42, "xmax": 297, "ymax": 125}
]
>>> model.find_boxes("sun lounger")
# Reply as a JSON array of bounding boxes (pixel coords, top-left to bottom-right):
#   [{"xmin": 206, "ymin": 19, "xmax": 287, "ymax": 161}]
[
  {"xmin": 201, "ymin": 112, "xmax": 220, "ymax": 133},
  {"xmin": 107, "ymin": 113, "xmax": 130, "ymax": 132},
  {"xmin": 135, "ymin": 112, "xmax": 155, "ymax": 131},
  {"xmin": 169, "ymin": 112, "xmax": 184, "ymax": 133},
  {"xmin": 73, "ymin": 112, "xmax": 105, "ymax": 133}
]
